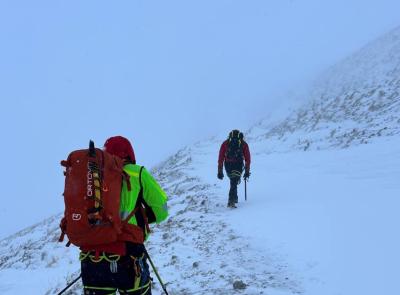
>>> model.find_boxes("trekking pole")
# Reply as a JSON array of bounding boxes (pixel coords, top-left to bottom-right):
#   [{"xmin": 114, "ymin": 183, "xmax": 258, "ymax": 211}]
[
  {"xmin": 144, "ymin": 247, "xmax": 169, "ymax": 295},
  {"xmin": 245, "ymin": 178, "xmax": 247, "ymax": 201},
  {"xmin": 57, "ymin": 273, "xmax": 82, "ymax": 295}
]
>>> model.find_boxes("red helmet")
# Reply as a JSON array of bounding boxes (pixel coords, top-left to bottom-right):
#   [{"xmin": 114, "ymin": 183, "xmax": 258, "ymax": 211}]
[{"xmin": 104, "ymin": 136, "xmax": 136, "ymax": 164}]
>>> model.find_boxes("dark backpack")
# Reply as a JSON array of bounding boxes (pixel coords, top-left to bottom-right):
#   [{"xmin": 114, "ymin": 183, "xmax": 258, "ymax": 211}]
[
  {"xmin": 59, "ymin": 141, "xmax": 142, "ymax": 247},
  {"xmin": 226, "ymin": 131, "xmax": 244, "ymax": 161}
]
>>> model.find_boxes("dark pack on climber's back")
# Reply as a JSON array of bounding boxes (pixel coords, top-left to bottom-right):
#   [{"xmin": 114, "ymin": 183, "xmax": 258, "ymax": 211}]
[{"xmin": 225, "ymin": 130, "xmax": 244, "ymax": 161}]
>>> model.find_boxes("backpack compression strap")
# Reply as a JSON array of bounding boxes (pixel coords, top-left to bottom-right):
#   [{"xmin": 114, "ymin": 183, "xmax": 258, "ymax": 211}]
[{"xmin": 87, "ymin": 146, "xmax": 103, "ymax": 224}]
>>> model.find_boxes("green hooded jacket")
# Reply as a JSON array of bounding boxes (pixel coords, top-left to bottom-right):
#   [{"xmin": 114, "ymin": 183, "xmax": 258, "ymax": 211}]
[{"xmin": 120, "ymin": 164, "xmax": 168, "ymax": 235}]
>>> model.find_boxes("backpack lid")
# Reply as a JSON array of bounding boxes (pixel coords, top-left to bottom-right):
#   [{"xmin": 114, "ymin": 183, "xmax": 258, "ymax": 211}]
[{"xmin": 229, "ymin": 129, "xmax": 243, "ymax": 140}]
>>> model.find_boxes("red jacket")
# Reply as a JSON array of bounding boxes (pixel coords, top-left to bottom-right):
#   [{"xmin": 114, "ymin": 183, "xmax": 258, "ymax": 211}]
[{"xmin": 218, "ymin": 140, "xmax": 251, "ymax": 170}]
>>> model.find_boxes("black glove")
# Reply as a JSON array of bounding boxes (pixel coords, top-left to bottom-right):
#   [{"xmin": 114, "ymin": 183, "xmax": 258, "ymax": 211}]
[
  {"xmin": 243, "ymin": 169, "xmax": 250, "ymax": 180},
  {"xmin": 217, "ymin": 170, "xmax": 224, "ymax": 180}
]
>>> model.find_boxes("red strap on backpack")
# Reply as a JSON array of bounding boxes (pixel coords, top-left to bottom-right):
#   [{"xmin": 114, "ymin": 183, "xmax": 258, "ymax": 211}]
[
  {"xmin": 123, "ymin": 171, "xmax": 131, "ymax": 191},
  {"xmin": 58, "ymin": 218, "xmax": 72, "ymax": 247},
  {"xmin": 59, "ymin": 217, "xmax": 66, "ymax": 242}
]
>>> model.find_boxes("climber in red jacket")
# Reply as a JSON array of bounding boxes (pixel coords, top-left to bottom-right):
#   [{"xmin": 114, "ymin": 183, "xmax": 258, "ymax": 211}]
[{"xmin": 217, "ymin": 130, "xmax": 251, "ymax": 208}]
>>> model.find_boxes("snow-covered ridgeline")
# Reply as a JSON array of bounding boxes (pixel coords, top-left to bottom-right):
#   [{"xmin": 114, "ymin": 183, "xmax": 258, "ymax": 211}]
[{"xmin": 248, "ymin": 26, "xmax": 400, "ymax": 153}]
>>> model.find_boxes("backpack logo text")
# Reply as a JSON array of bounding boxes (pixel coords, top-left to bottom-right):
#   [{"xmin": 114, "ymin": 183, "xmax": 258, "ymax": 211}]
[{"xmin": 87, "ymin": 163, "xmax": 93, "ymax": 197}]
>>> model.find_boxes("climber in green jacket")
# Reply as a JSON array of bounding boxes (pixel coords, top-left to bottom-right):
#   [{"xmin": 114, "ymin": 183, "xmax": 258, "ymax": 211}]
[{"xmin": 80, "ymin": 136, "xmax": 168, "ymax": 295}]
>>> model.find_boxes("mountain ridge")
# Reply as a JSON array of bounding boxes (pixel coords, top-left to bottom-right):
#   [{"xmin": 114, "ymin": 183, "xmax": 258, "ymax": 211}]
[{"xmin": 248, "ymin": 25, "xmax": 400, "ymax": 153}]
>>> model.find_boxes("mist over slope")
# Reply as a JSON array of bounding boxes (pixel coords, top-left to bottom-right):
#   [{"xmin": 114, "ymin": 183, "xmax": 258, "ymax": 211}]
[
  {"xmin": 248, "ymin": 26, "xmax": 400, "ymax": 153},
  {"xmin": 0, "ymin": 26, "xmax": 399, "ymax": 294}
]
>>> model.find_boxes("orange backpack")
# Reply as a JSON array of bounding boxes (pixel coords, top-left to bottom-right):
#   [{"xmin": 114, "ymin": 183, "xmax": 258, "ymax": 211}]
[{"xmin": 59, "ymin": 141, "xmax": 141, "ymax": 247}]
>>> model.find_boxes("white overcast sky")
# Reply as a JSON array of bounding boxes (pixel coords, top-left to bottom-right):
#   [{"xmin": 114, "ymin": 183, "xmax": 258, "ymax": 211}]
[{"xmin": 0, "ymin": 0, "xmax": 399, "ymax": 238}]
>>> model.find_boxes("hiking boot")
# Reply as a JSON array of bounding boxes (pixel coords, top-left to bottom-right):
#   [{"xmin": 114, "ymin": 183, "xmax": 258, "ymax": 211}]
[{"xmin": 227, "ymin": 202, "xmax": 237, "ymax": 208}]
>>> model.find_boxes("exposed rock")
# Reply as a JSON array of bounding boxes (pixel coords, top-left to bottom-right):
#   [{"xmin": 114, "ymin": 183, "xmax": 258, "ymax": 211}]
[{"xmin": 233, "ymin": 280, "xmax": 247, "ymax": 290}]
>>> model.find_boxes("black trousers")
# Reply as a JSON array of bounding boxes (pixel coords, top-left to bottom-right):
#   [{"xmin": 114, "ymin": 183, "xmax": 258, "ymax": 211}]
[
  {"xmin": 81, "ymin": 251, "xmax": 151, "ymax": 295},
  {"xmin": 224, "ymin": 161, "xmax": 243, "ymax": 204}
]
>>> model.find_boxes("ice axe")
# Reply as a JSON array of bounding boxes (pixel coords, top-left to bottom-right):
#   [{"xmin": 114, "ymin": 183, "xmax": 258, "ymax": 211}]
[{"xmin": 245, "ymin": 177, "xmax": 247, "ymax": 201}]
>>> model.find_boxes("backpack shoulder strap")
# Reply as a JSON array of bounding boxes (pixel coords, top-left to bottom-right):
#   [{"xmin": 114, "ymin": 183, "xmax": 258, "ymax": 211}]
[
  {"xmin": 139, "ymin": 166, "xmax": 144, "ymax": 191},
  {"xmin": 135, "ymin": 166, "xmax": 151, "ymax": 234},
  {"xmin": 122, "ymin": 166, "xmax": 144, "ymax": 223}
]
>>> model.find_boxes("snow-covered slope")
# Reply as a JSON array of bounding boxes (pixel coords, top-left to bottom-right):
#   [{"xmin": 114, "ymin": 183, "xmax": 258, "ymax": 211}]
[
  {"xmin": 0, "ymin": 214, "xmax": 80, "ymax": 294},
  {"xmin": 0, "ymin": 145, "xmax": 302, "ymax": 295},
  {"xmin": 248, "ymin": 26, "xmax": 400, "ymax": 153},
  {"xmin": 1, "ymin": 26, "xmax": 400, "ymax": 295},
  {"xmin": 1, "ymin": 137, "xmax": 398, "ymax": 295}
]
